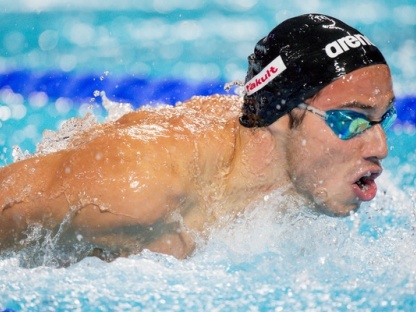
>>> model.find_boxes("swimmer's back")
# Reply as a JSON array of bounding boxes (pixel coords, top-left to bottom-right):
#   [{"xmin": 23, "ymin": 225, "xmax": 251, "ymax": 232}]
[{"xmin": 0, "ymin": 94, "xmax": 244, "ymax": 258}]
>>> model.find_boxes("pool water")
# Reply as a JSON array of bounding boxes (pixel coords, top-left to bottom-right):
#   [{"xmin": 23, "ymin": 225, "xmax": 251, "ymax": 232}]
[
  {"xmin": 1, "ymin": 1, "xmax": 416, "ymax": 311},
  {"xmin": 0, "ymin": 160, "xmax": 415, "ymax": 311}
]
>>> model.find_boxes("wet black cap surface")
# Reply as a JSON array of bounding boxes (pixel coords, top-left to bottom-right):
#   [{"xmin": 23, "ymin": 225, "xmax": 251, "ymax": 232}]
[{"xmin": 240, "ymin": 13, "xmax": 387, "ymax": 127}]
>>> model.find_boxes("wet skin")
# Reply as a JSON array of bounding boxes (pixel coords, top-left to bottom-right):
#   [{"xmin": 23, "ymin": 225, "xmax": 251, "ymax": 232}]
[
  {"xmin": 0, "ymin": 95, "xmax": 281, "ymax": 260},
  {"xmin": 284, "ymin": 64, "xmax": 394, "ymax": 216},
  {"xmin": 0, "ymin": 64, "xmax": 394, "ymax": 261}
]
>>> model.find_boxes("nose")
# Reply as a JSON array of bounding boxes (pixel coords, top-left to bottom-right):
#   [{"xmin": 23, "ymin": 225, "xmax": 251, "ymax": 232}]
[{"xmin": 361, "ymin": 124, "xmax": 389, "ymax": 161}]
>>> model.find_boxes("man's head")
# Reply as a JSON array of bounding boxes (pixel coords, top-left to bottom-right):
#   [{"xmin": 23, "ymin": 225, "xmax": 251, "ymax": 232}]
[
  {"xmin": 285, "ymin": 64, "xmax": 394, "ymax": 216},
  {"xmin": 240, "ymin": 13, "xmax": 388, "ymax": 128},
  {"xmin": 241, "ymin": 14, "xmax": 395, "ymax": 216}
]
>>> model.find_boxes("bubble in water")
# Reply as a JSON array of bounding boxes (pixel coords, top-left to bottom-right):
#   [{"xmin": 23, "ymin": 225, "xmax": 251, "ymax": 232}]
[
  {"xmin": 28, "ymin": 91, "xmax": 49, "ymax": 108},
  {"xmin": 99, "ymin": 71, "xmax": 110, "ymax": 81},
  {"xmin": 0, "ymin": 106, "xmax": 11, "ymax": 121}
]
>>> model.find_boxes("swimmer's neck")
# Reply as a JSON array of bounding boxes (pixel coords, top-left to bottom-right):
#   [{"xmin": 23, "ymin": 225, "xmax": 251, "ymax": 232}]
[{"xmin": 225, "ymin": 116, "xmax": 293, "ymax": 205}]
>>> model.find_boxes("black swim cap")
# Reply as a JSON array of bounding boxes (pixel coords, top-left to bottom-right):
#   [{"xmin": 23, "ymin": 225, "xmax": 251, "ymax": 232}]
[{"xmin": 240, "ymin": 13, "xmax": 387, "ymax": 127}]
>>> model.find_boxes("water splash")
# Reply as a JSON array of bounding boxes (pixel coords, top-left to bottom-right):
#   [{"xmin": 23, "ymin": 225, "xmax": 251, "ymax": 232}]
[
  {"xmin": 2, "ymin": 171, "xmax": 415, "ymax": 310},
  {"xmin": 2, "ymin": 93, "xmax": 415, "ymax": 311},
  {"xmin": 224, "ymin": 80, "xmax": 245, "ymax": 96},
  {"xmin": 11, "ymin": 91, "xmax": 134, "ymax": 163},
  {"xmin": 99, "ymin": 90, "xmax": 134, "ymax": 122}
]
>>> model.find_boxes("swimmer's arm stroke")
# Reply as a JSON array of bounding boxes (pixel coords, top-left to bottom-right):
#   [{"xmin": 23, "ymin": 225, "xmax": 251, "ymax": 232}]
[{"xmin": 0, "ymin": 130, "xmax": 197, "ymax": 257}]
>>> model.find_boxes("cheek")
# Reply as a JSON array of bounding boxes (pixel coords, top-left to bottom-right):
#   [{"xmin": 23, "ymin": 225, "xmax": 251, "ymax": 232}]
[
  {"xmin": 286, "ymin": 121, "xmax": 354, "ymax": 190},
  {"xmin": 287, "ymin": 138, "xmax": 326, "ymax": 189},
  {"xmin": 286, "ymin": 131, "xmax": 319, "ymax": 188}
]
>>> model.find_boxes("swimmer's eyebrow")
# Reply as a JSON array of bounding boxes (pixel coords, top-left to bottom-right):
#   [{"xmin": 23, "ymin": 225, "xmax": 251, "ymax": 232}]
[{"xmin": 339, "ymin": 97, "xmax": 396, "ymax": 110}]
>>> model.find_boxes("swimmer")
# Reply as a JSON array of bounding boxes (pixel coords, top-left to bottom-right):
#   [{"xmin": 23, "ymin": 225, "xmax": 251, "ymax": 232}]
[{"xmin": 0, "ymin": 14, "xmax": 396, "ymax": 261}]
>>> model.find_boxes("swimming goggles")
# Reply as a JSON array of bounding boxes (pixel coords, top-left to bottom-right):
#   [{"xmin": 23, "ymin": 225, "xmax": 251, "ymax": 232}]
[{"xmin": 298, "ymin": 103, "xmax": 397, "ymax": 140}]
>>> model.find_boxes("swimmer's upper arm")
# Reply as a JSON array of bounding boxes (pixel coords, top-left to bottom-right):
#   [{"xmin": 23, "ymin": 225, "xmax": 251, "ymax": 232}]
[
  {"xmin": 58, "ymin": 131, "xmax": 195, "ymax": 233},
  {"xmin": 0, "ymin": 151, "xmax": 78, "ymax": 250}
]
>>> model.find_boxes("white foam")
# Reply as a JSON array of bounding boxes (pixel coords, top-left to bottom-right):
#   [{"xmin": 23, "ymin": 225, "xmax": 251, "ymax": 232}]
[
  {"xmin": 11, "ymin": 91, "xmax": 134, "ymax": 162},
  {"xmin": 1, "ymin": 161, "xmax": 415, "ymax": 310}
]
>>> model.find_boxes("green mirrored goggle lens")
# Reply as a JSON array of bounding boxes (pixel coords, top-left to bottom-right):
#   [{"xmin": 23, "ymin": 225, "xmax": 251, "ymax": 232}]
[{"xmin": 325, "ymin": 106, "xmax": 397, "ymax": 140}]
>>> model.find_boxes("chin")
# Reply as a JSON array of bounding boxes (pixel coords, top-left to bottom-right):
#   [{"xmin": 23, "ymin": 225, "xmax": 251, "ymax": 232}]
[{"xmin": 315, "ymin": 201, "xmax": 361, "ymax": 218}]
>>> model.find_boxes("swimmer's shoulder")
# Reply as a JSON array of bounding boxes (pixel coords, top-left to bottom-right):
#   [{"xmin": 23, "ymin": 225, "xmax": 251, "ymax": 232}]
[
  {"xmin": 113, "ymin": 94, "xmax": 242, "ymax": 129},
  {"xmin": 177, "ymin": 94, "xmax": 242, "ymax": 119}
]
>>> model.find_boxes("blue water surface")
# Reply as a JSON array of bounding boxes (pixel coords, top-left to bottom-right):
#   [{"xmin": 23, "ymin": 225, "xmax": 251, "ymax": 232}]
[{"xmin": 0, "ymin": 1, "xmax": 415, "ymax": 311}]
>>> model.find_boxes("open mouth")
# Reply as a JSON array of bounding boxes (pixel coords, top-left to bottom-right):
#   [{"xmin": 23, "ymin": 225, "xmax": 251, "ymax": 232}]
[
  {"xmin": 356, "ymin": 172, "xmax": 372, "ymax": 190},
  {"xmin": 352, "ymin": 171, "xmax": 380, "ymax": 201}
]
